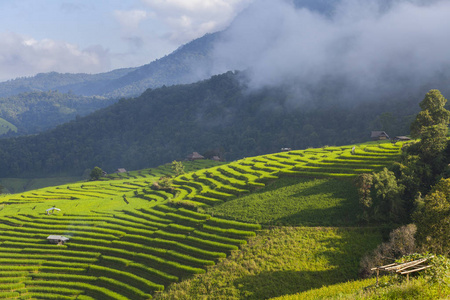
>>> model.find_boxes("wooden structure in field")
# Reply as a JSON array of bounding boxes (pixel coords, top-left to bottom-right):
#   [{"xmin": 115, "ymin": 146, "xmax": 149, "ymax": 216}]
[
  {"xmin": 186, "ymin": 152, "xmax": 205, "ymax": 161},
  {"xmin": 46, "ymin": 207, "xmax": 61, "ymax": 215},
  {"xmin": 47, "ymin": 235, "xmax": 70, "ymax": 245},
  {"xmin": 371, "ymin": 131, "xmax": 390, "ymax": 140},
  {"xmin": 371, "ymin": 257, "xmax": 433, "ymax": 286}
]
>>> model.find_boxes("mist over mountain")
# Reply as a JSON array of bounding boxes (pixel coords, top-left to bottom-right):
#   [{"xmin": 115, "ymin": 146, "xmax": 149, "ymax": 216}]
[
  {"xmin": 211, "ymin": 0, "xmax": 450, "ymax": 102},
  {"xmin": 0, "ymin": 71, "xmax": 426, "ymax": 177},
  {"xmin": 3, "ymin": 0, "xmax": 447, "ymax": 104}
]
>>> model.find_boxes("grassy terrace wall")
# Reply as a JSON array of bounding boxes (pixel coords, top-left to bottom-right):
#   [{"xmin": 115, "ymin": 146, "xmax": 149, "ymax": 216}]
[
  {"xmin": 0, "ymin": 141, "xmax": 407, "ymax": 299},
  {"xmin": 0, "ymin": 204, "xmax": 260, "ymax": 299}
]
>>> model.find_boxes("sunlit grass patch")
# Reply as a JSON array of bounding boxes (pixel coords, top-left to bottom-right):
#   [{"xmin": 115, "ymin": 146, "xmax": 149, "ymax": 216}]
[{"xmin": 207, "ymin": 177, "xmax": 359, "ymax": 226}]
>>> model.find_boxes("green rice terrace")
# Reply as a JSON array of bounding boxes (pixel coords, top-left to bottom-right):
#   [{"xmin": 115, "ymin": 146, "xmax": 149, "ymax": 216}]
[{"xmin": 0, "ymin": 141, "xmax": 409, "ymax": 299}]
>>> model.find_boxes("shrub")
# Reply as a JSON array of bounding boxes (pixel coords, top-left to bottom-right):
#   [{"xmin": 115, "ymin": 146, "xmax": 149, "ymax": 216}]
[{"xmin": 360, "ymin": 224, "xmax": 417, "ymax": 278}]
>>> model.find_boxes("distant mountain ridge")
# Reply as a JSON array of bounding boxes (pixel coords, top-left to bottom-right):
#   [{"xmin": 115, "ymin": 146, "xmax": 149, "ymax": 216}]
[
  {"xmin": 0, "ymin": 33, "xmax": 220, "ymax": 99},
  {"xmin": 0, "ymin": 91, "xmax": 116, "ymax": 135},
  {"xmin": 0, "ymin": 71, "xmax": 424, "ymax": 178},
  {"xmin": 0, "ymin": 0, "xmax": 343, "ymax": 100}
]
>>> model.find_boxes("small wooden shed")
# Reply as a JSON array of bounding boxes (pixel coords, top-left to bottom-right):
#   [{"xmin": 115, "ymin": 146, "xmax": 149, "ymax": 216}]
[
  {"xmin": 394, "ymin": 136, "xmax": 411, "ymax": 141},
  {"xmin": 47, "ymin": 235, "xmax": 70, "ymax": 245},
  {"xmin": 46, "ymin": 207, "xmax": 61, "ymax": 215},
  {"xmin": 115, "ymin": 168, "xmax": 127, "ymax": 173},
  {"xmin": 186, "ymin": 152, "xmax": 205, "ymax": 161},
  {"xmin": 371, "ymin": 131, "xmax": 390, "ymax": 140},
  {"xmin": 211, "ymin": 155, "xmax": 222, "ymax": 161},
  {"xmin": 371, "ymin": 256, "xmax": 433, "ymax": 286}
]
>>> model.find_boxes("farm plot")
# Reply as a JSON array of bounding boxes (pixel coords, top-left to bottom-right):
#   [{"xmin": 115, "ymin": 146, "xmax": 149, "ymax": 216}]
[
  {"xmin": 163, "ymin": 141, "xmax": 407, "ymax": 208},
  {"xmin": 0, "ymin": 204, "xmax": 260, "ymax": 299},
  {"xmin": 0, "ymin": 142, "xmax": 407, "ymax": 298}
]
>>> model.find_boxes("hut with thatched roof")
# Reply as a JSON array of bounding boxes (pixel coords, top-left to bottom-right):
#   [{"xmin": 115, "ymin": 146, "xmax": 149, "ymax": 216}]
[
  {"xmin": 371, "ymin": 131, "xmax": 390, "ymax": 140},
  {"xmin": 186, "ymin": 152, "xmax": 205, "ymax": 161}
]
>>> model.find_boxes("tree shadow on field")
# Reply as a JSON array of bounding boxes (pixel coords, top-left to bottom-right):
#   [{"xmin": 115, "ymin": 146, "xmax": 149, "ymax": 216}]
[
  {"xmin": 234, "ymin": 269, "xmax": 342, "ymax": 300},
  {"xmin": 272, "ymin": 178, "xmax": 359, "ymax": 226},
  {"xmin": 233, "ymin": 228, "xmax": 381, "ymax": 299}
]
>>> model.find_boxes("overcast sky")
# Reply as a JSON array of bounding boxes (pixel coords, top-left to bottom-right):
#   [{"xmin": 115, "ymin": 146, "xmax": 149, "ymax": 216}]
[{"xmin": 0, "ymin": 0, "xmax": 253, "ymax": 81}]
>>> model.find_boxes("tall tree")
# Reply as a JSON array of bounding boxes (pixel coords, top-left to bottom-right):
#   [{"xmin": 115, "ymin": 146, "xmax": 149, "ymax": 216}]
[
  {"xmin": 410, "ymin": 89, "xmax": 450, "ymax": 159},
  {"xmin": 89, "ymin": 166, "xmax": 103, "ymax": 181},
  {"xmin": 413, "ymin": 178, "xmax": 450, "ymax": 256},
  {"xmin": 372, "ymin": 168, "xmax": 405, "ymax": 223},
  {"xmin": 355, "ymin": 173, "xmax": 373, "ymax": 223}
]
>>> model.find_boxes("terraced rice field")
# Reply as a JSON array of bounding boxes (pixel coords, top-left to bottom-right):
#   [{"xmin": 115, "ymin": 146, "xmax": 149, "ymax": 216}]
[
  {"xmin": 0, "ymin": 141, "xmax": 407, "ymax": 299},
  {"xmin": 0, "ymin": 204, "xmax": 260, "ymax": 299}
]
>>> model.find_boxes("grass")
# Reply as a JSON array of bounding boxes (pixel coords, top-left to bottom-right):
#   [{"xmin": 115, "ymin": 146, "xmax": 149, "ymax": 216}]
[
  {"xmin": 0, "ymin": 141, "xmax": 428, "ymax": 299},
  {"xmin": 154, "ymin": 227, "xmax": 383, "ymax": 300},
  {"xmin": 0, "ymin": 203, "xmax": 261, "ymax": 298},
  {"xmin": 0, "ymin": 177, "xmax": 82, "ymax": 194},
  {"xmin": 206, "ymin": 177, "xmax": 359, "ymax": 226},
  {"xmin": 271, "ymin": 276, "xmax": 450, "ymax": 300}
]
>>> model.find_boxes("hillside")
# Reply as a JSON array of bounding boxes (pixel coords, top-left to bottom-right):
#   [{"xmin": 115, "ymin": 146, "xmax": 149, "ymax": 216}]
[
  {"xmin": 0, "ymin": 33, "xmax": 219, "ymax": 99},
  {"xmin": 0, "ymin": 117, "xmax": 17, "ymax": 135},
  {"xmin": 0, "ymin": 91, "xmax": 115, "ymax": 135},
  {"xmin": 0, "ymin": 141, "xmax": 412, "ymax": 299},
  {"xmin": 0, "ymin": 71, "xmax": 425, "ymax": 178}
]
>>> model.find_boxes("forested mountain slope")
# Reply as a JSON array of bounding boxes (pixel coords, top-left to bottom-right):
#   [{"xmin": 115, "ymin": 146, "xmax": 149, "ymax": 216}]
[
  {"xmin": 0, "ymin": 91, "xmax": 115, "ymax": 135},
  {"xmin": 0, "ymin": 71, "xmax": 424, "ymax": 178}
]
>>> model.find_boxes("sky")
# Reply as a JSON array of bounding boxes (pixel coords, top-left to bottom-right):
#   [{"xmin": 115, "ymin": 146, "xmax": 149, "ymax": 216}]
[{"xmin": 0, "ymin": 0, "xmax": 253, "ymax": 82}]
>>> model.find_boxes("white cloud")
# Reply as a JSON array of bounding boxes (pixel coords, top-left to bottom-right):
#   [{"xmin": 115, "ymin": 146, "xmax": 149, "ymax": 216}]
[
  {"xmin": 212, "ymin": 0, "xmax": 450, "ymax": 99},
  {"xmin": 114, "ymin": 9, "xmax": 149, "ymax": 32},
  {"xmin": 140, "ymin": 0, "xmax": 254, "ymax": 43},
  {"xmin": 0, "ymin": 32, "xmax": 110, "ymax": 81}
]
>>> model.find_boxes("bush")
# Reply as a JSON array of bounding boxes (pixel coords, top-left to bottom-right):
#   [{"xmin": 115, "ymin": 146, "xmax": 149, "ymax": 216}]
[{"xmin": 360, "ymin": 224, "xmax": 417, "ymax": 278}]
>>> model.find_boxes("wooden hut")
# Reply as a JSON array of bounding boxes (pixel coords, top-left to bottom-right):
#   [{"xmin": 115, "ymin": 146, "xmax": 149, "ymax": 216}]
[
  {"xmin": 371, "ymin": 131, "xmax": 390, "ymax": 140},
  {"xmin": 186, "ymin": 152, "xmax": 205, "ymax": 161},
  {"xmin": 46, "ymin": 207, "xmax": 61, "ymax": 215},
  {"xmin": 47, "ymin": 235, "xmax": 70, "ymax": 245},
  {"xmin": 211, "ymin": 156, "xmax": 222, "ymax": 161},
  {"xmin": 394, "ymin": 136, "xmax": 411, "ymax": 141}
]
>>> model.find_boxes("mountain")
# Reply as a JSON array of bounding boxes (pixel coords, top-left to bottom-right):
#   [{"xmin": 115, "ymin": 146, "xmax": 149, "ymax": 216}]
[
  {"xmin": 0, "ymin": 71, "xmax": 424, "ymax": 178},
  {"xmin": 0, "ymin": 0, "xmax": 349, "ymax": 100},
  {"xmin": 0, "ymin": 33, "xmax": 220, "ymax": 99},
  {"xmin": 0, "ymin": 91, "xmax": 116, "ymax": 135},
  {"xmin": 0, "ymin": 33, "xmax": 219, "ymax": 136}
]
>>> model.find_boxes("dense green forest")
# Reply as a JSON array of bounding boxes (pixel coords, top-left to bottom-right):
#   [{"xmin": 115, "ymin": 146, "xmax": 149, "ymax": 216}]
[
  {"xmin": 0, "ymin": 91, "xmax": 116, "ymax": 135},
  {"xmin": 0, "ymin": 71, "xmax": 428, "ymax": 177}
]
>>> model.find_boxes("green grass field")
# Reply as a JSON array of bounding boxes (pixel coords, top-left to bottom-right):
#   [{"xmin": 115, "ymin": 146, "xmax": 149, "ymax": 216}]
[
  {"xmin": 154, "ymin": 227, "xmax": 383, "ymax": 300},
  {"xmin": 206, "ymin": 177, "xmax": 359, "ymax": 226},
  {"xmin": 0, "ymin": 141, "xmax": 434, "ymax": 299}
]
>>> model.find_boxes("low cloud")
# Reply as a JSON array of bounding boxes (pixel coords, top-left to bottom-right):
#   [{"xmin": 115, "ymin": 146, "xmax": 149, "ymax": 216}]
[
  {"xmin": 211, "ymin": 0, "xmax": 450, "ymax": 101},
  {"xmin": 114, "ymin": 10, "xmax": 149, "ymax": 32},
  {"xmin": 140, "ymin": 0, "xmax": 253, "ymax": 44},
  {"xmin": 0, "ymin": 32, "xmax": 110, "ymax": 81}
]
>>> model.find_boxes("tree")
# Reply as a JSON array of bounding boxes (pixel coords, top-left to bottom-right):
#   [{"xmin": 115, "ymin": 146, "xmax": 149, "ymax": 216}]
[
  {"xmin": 372, "ymin": 168, "xmax": 405, "ymax": 223},
  {"xmin": 359, "ymin": 224, "xmax": 417, "ymax": 278},
  {"xmin": 355, "ymin": 173, "xmax": 373, "ymax": 223},
  {"xmin": 89, "ymin": 166, "xmax": 103, "ymax": 181},
  {"xmin": 410, "ymin": 90, "xmax": 450, "ymax": 159},
  {"xmin": 413, "ymin": 178, "xmax": 450, "ymax": 256},
  {"xmin": 171, "ymin": 160, "xmax": 185, "ymax": 176}
]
